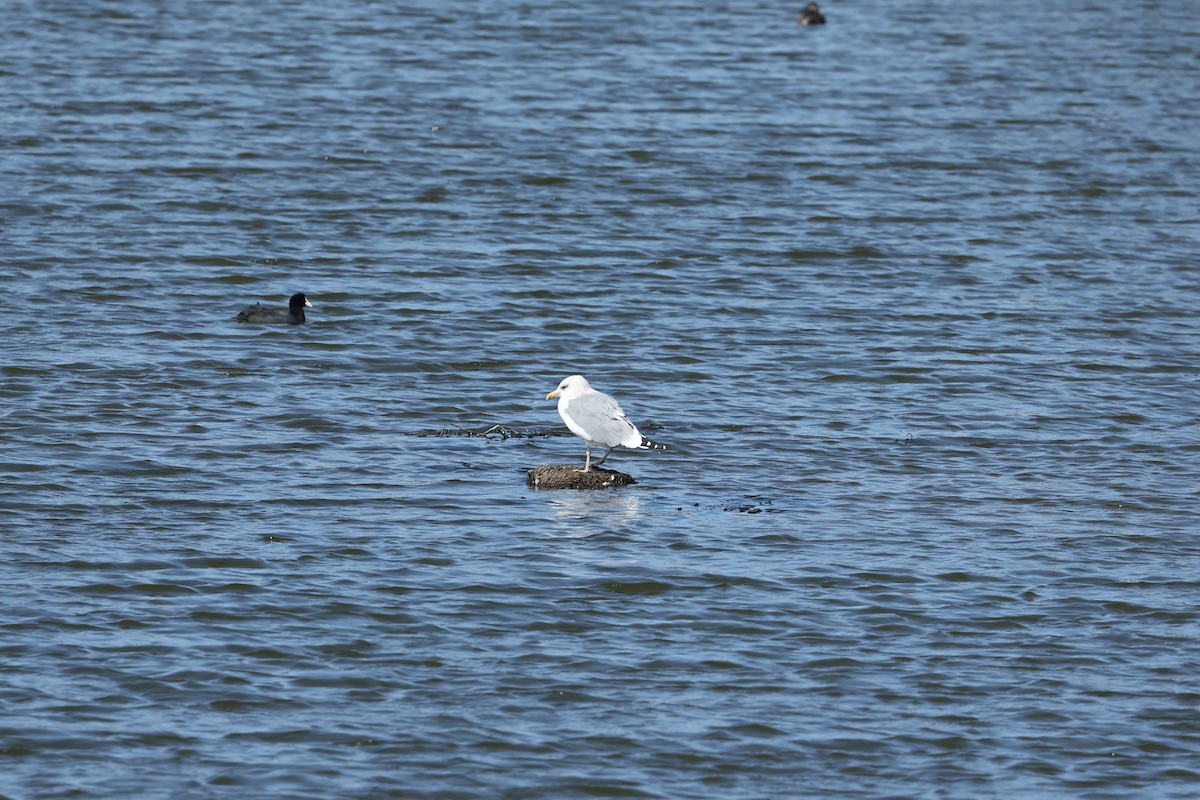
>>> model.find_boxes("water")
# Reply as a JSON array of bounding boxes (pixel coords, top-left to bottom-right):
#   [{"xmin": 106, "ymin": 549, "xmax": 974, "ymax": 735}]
[{"xmin": 2, "ymin": 0, "xmax": 1198, "ymax": 797}]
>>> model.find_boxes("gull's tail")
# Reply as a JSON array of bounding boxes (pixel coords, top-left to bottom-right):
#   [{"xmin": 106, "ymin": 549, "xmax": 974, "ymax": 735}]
[{"xmin": 639, "ymin": 436, "xmax": 667, "ymax": 451}]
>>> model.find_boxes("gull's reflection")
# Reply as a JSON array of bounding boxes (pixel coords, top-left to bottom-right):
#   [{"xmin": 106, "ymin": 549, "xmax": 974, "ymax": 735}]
[{"xmin": 545, "ymin": 490, "xmax": 645, "ymax": 536}]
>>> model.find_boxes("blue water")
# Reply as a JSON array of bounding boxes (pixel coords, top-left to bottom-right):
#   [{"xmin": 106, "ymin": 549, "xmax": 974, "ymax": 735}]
[{"xmin": 2, "ymin": 1, "xmax": 1199, "ymax": 797}]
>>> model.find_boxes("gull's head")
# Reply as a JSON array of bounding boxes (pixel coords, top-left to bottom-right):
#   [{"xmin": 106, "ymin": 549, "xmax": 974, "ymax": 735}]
[{"xmin": 546, "ymin": 374, "xmax": 589, "ymax": 400}]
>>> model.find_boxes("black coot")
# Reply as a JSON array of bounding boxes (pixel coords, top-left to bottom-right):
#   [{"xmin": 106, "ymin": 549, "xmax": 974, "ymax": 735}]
[{"xmin": 235, "ymin": 293, "xmax": 313, "ymax": 325}]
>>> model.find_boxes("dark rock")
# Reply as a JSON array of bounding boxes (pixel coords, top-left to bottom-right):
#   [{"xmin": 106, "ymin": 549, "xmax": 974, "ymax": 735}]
[{"xmin": 526, "ymin": 464, "xmax": 637, "ymax": 490}]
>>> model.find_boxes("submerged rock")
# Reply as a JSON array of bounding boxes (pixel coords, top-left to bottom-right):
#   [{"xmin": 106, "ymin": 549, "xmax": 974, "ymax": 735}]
[{"xmin": 526, "ymin": 464, "xmax": 637, "ymax": 490}]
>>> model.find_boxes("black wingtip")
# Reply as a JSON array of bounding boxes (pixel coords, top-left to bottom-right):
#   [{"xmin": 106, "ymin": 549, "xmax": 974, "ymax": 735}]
[{"xmin": 641, "ymin": 437, "xmax": 667, "ymax": 451}]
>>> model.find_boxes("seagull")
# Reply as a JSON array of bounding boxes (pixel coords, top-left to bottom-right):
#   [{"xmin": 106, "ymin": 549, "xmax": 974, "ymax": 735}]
[{"xmin": 546, "ymin": 375, "xmax": 666, "ymax": 472}]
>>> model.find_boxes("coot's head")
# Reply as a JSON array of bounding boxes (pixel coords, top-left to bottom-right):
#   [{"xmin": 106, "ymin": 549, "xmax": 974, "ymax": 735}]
[{"xmin": 289, "ymin": 293, "xmax": 314, "ymax": 312}]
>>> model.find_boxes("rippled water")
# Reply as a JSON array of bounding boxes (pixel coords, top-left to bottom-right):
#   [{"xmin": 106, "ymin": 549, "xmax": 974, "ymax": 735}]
[{"xmin": 3, "ymin": 1, "xmax": 1199, "ymax": 797}]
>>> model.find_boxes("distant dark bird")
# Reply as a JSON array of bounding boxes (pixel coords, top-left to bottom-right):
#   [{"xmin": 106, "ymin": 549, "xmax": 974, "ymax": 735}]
[
  {"xmin": 798, "ymin": 2, "xmax": 826, "ymax": 25},
  {"xmin": 235, "ymin": 292, "xmax": 313, "ymax": 324}
]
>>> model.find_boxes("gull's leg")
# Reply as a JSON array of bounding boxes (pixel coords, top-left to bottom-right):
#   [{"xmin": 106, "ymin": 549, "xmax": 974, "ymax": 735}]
[
  {"xmin": 592, "ymin": 445, "xmax": 615, "ymax": 466},
  {"xmin": 578, "ymin": 445, "xmax": 592, "ymax": 473}
]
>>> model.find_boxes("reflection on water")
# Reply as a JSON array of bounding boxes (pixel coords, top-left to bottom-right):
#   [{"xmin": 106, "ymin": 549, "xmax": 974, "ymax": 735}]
[{"xmin": 545, "ymin": 488, "xmax": 647, "ymax": 533}]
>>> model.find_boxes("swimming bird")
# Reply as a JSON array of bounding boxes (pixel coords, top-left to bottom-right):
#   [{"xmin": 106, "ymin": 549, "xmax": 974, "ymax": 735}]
[
  {"xmin": 235, "ymin": 293, "xmax": 313, "ymax": 324},
  {"xmin": 546, "ymin": 375, "xmax": 666, "ymax": 472},
  {"xmin": 798, "ymin": 2, "xmax": 826, "ymax": 25}
]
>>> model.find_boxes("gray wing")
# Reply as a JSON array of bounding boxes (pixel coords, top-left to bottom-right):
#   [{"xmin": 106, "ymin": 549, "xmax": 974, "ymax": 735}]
[
  {"xmin": 565, "ymin": 390, "xmax": 640, "ymax": 448},
  {"xmin": 235, "ymin": 303, "xmax": 266, "ymax": 322},
  {"xmin": 236, "ymin": 303, "xmax": 289, "ymax": 323}
]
